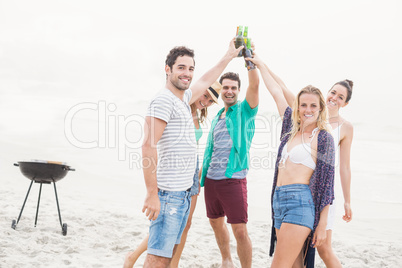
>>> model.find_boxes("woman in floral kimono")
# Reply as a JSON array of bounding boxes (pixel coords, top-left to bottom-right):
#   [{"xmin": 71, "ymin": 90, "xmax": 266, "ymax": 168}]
[{"xmin": 247, "ymin": 54, "xmax": 335, "ymax": 268}]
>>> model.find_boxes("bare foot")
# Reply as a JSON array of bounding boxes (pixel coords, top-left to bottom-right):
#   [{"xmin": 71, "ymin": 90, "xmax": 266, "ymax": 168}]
[{"xmin": 220, "ymin": 259, "xmax": 237, "ymax": 268}]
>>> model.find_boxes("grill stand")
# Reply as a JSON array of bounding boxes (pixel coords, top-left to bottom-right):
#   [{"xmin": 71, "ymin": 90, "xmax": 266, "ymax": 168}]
[
  {"xmin": 35, "ymin": 182, "xmax": 43, "ymax": 227},
  {"xmin": 11, "ymin": 178, "xmax": 67, "ymax": 236}
]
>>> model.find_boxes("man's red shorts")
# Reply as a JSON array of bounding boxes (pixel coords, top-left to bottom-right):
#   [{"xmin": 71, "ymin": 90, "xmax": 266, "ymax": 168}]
[{"xmin": 204, "ymin": 177, "xmax": 248, "ymax": 224}]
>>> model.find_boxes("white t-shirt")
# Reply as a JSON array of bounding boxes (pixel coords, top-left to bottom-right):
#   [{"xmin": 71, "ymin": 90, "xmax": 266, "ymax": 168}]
[{"xmin": 146, "ymin": 88, "xmax": 196, "ymax": 191}]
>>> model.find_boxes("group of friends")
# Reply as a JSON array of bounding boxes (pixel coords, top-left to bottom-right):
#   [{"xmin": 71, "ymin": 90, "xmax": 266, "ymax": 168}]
[{"xmin": 123, "ymin": 38, "xmax": 354, "ymax": 268}]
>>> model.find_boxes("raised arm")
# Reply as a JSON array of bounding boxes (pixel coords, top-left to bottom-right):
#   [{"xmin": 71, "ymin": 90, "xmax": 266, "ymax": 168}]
[
  {"xmin": 339, "ymin": 121, "xmax": 354, "ymax": 222},
  {"xmin": 264, "ymin": 63, "xmax": 295, "ymax": 107},
  {"xmin": 245, "ymin": 68, "xmax": 259, "ymax": 109},
  {"xmin": 142, "ymin": 116, "xmax": 166, "ymax": 221},
  {"xmin": 246, "ymin": 53, "xmax": 288, "ymax": 117},
  {"xmin": 190, "ymin": 38, "xmax": 242, "ymax": 105}
]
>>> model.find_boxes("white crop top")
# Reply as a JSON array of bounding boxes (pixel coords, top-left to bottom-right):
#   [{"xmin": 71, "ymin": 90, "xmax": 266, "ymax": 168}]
[{"xmin": 279, "ymin": 128, "xmax": 318, "ymax": 170}]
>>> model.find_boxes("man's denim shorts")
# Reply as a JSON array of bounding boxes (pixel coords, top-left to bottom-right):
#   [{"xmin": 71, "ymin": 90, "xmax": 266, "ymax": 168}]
[
  {"xmin": 147, "ymin": 189, "xmax": 191, "ymax": 258},
  {"xmin": 273, "ymin": 184, "xmax": 315, "ymax": 231}
]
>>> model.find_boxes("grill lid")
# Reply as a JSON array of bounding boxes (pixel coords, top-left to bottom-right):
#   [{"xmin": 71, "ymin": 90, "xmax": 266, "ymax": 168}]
[{"xmin": 14, "ymin": 160, "xmax": 75, "ymax": 183}]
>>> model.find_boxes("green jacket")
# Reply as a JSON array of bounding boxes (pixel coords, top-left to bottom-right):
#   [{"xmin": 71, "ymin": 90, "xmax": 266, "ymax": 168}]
[{"xmin": 200, "ymin": 100, "xmax": 258, "ymax": 186}]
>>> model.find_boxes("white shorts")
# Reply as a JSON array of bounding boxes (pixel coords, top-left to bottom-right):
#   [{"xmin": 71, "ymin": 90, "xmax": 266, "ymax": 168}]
[{"xmin": 326, "ymin": 198, "xmax": 336, "ymax": 230}]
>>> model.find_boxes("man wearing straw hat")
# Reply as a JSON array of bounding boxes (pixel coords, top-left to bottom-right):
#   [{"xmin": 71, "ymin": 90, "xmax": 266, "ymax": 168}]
[
  {"xmin": 140, "ymin": 40, "xmax": 242, "ymax": 268},
  {"xmin": 200, "ymin": 67, "xmax": 259, "ymax": 267}
]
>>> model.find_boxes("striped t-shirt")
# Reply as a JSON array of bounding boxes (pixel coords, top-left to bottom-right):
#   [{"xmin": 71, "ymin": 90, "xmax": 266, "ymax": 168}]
[
  {"xmin": 206, "ymin": 118, "xmax": 248, "ymax": 180},
  {"xmin": 146, "ymin": 88, "xmax": 196, "ymax": 191}
]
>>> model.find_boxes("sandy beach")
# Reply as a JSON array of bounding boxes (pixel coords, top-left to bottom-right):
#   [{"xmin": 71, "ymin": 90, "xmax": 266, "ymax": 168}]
[
  {"xmin": 1, "ymin": 93, "xmax": 402, "ymax": 267},
  {"xmin": 1, "ymin": 1, "xmax": 402, "ymax": 267}
]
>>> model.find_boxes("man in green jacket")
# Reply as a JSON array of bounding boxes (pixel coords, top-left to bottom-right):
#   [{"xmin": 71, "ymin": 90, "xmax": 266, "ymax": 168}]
[{"xmin": 201, "ymin": 68, "xmax": 259, "ymax": 268}]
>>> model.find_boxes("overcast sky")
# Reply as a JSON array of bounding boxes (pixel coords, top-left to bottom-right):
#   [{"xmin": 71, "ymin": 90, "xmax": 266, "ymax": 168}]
[{"xmin": 1, "ymin": 0, "xmax": 401, "ymax": 128}]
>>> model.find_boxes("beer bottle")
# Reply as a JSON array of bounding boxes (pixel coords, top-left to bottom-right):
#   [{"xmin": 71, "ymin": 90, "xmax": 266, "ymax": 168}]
[
  {"xmin": 244, "ymin": 38, "xmax": 256, "ymax": 71},
  {"xmin": 235, "ymin": 26, "xmax": 244, "ymax": 57},
  {"xmin": 243, "ymin": 26, "xmax": 249, "ymax": 42}
]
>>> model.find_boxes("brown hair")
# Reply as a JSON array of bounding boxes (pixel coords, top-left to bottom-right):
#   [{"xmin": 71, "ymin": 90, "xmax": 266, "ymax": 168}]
[
  {"xmin": 165, "ymin": 46, "xmax": 195, "ymax": 70},
  {"xmin": 331, "ymin": 79, "xmax": 353, "ymax": 103},
  {"xmin": 219, "ymin": 72, "xmax": 241, "ymax": 88}
]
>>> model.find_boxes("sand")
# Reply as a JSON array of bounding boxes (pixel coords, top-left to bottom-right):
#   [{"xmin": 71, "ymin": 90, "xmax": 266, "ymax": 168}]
[
  {"xmin": 1, "ymin": 115, "xmax": 402, "ymax": 267},
  {"xmin": 1, "ymin": 90, "xmax": 402, "ymax": 267}
]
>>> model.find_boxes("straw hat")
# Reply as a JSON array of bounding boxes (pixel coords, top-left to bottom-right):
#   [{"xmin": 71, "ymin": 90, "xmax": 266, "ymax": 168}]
[{"xmin": 207, "ymin": 81, "xmax": 222, "ymax": 103}]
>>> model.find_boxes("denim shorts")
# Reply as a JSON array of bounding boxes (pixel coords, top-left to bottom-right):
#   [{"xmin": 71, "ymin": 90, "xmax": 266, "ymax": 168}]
[
  {"xmin": 188, "ymin": 156, "xmax": 200, "ymax": 197},
  {"xmin": 273, "ymin": 184, "xmax": 315, "ymax": 231},
  {"xmin": 147, "ymin": 189, "xmax": 191, "ymax": 258}
]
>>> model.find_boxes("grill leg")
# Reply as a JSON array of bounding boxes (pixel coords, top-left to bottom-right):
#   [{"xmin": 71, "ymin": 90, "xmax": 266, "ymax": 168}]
[
  {"xmin": 52, "ymin": 181, "xmax": 63, "ymax": 228},
  {"xmin": 15, "ymin": 180, "xmax": 34, "ymax": 226},
  {"xmin": 34, "ymin": 183, "xmax": 43, "ymax": 227}
]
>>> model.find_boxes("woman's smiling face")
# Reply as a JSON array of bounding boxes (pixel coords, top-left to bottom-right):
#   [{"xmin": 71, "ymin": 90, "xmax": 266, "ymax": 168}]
[
  {"xmin": 298, "ymin": 93, "xmax": 322, "ymax": 124},
  {"xmin": 327, "ymin": 84, "xmax": 349, "ymax": 111},
  {"xmin": 194, "ymin": 90, "xmax": 215, "ymax": 111}
]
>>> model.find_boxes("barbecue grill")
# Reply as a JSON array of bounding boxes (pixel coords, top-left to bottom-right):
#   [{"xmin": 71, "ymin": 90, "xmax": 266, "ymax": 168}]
[{"xmin": 12, "ymin": 160, "xmax": 75, "ymax": 236}]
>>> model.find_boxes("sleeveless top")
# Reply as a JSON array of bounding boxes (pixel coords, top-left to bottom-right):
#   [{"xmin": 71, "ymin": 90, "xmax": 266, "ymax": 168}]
[
  {"xmin": 206, "ymin": 118, "xmax": 248, "ymax": 180},
  {"xmin": 195, "ymin": 125, "xmax": 203, "ymax": 143},
  {"xmin": 332, "ymin": 123, "xmax": 343, "ymax": 166}
]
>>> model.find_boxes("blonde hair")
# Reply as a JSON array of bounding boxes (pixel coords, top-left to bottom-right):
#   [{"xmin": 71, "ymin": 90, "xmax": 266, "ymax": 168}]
[
  {"xmin": 288, "ymin": 85, "xmax": 331, "ymax": 141},
  {"xmin": 190, "ymin": 104, "xmax": 208, "ymax": 123}
]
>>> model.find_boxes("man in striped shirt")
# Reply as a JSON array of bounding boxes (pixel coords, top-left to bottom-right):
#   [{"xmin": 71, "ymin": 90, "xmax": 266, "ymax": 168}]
[{"xmin": 141, "ymin": 40, "xmax": 242, "ymax": 268}]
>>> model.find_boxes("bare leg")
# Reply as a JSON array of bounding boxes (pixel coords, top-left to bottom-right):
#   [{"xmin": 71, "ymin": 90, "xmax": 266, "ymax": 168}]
[
  {"xmin": 143, "ymin": 254, "xmax": 170, "ymax": 268},
  {"xmin": 231, "ymin": 223, "xmax": 252, "ymax": 268},
  {"xmin": 170, "ymin": 195, "xmax": 198, "ymax": 268},
  {"xmin": 317, "ymin": 230, "xmax": 342, "ymax": 268},
  {"xmin": 291, "ymin": 249, "xmax": 304, "ymax": 268},
  {"xmin": 209, "ymin": 217, "xmax": 235, "ymax": 268},
  {"xmin": 123, "ymin": 234, "xmax": 149, "ymax": 268},
  {"xmin": 271, "ymin": 223, "xmax": 311, "ymax": 268},
  {"xmin": 143, "ymin": 244, "xmax": 178, "ymax": 268}
]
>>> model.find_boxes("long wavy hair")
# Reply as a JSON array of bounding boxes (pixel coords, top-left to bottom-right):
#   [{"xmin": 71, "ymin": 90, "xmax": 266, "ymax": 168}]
[
  {"xmin": 288, "ymin": 85, "xmax": 331, "ymax": 141},
  {"xmin": 190, "ymin": 103, "xmax": 208, "ymax": 123}
]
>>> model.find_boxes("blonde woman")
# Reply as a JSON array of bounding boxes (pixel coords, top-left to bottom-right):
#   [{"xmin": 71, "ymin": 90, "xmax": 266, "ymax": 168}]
[
  {"xmin": 247, "ymin": 54, "xmax": 335, "ymax": 268},
  {"xmin": 273, "ymin": 75, "xmax": 354, "ymax": 267}
]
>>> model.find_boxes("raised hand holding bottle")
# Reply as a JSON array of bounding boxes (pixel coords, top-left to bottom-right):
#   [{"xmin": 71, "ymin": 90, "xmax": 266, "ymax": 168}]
[{"xmin": 244, "ymin": 38, "xmax": 256, "ymax": 71}]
